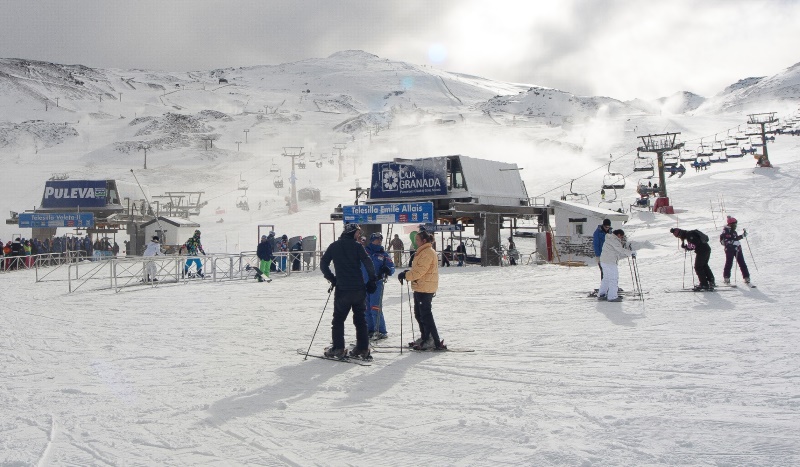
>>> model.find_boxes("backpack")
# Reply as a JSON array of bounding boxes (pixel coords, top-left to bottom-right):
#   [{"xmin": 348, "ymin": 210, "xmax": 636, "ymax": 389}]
[{"xmin": 695, "ymin": 230, "xmax": 709, "ymax": 244}]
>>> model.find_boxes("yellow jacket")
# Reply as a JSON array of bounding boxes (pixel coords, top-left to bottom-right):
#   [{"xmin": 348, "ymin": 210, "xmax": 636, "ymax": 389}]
[{"xmin": 405, "ymin": 242, "xmax": 438, "ymax": 293}]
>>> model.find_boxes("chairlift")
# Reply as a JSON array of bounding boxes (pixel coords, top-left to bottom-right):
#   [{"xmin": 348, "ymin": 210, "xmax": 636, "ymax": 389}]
[
  {"xmin": 679, "ymin": 148, "xmax": 697, "ymax": 162},
  {"xmin": 750, "ymin": 136, "xmax": 764, "ymax": 147},
  {"xmin": 663, "ymin": 154, "xmax": 679, "ymax": 167},
  {"xmin": 725, "ymin": 134, "xmax": 738, "ymax": 146},
  {"xmin": 270, "ymin": 163, "xmax": 280, "ymax": 173},
  {"xmin": 237, "ymin": 173, "xmax": 249, "ymax": 191},
  {"xmin": 236, "ymin": 195, "xmax": 249, "ymax": 211},
  {"xmin": 636, "ymin": 179, "xmax": 657, "ymax": 196},
  {"xmin": 273, "ymin": 175, "xmax": 284, "ymax": 189},
  {"xmin": 562, "ymin": 179, "xmax": 590, "ymax": 204},
  {"xmin": 697, "ymin": 142, "xmax": 713, "ymax": 157},
  {"xmin": 726, "ymin": 146, "xmax": 744, "ymax": 158},
  {"xmin": 711, "ymin": 139, "xmax": 725, "ymax": 152},
  {"xmin": 602, "ymin": 162, "xmax": 626, "ymax": 189},
  {"xmin": 633, "ymin": 157, "xmax": 654, "ymax": 172},
  {"xmin": 298, "ymin": 161, "xmax": 306, "ymax": 169},
  {"xmin": 735, "ymin": 131, "xmax": 748, "ymax": 141}
]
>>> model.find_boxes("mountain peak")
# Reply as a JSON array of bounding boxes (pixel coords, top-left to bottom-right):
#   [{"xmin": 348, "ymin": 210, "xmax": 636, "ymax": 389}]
[{"xmin": 327, "ymin": 50, "xmax": 379, "ymax": 60}]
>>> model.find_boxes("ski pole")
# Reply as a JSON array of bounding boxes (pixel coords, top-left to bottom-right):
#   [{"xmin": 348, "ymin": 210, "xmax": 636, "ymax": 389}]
[
  {"xmin": 744, "ymin": 235, "xmax": 758, "ymax": 271},
  {"xmin": 406, "ymin": 281, "xmax": 416, "ymax": 341},
  {"xmin": 690, "ymin": 251, "xmax": 696, "ymax": 287},
  {"xmin": 683, "ymin": 249, "xmax": 687, "ymax": 289},
  {"xmin": 399, "ymin": 280, "xmax": 403, "ymax": 354},
  {"xmin": 303, "ymin": 283, "xmax": 334, "ymax": 360},
  {"xmin": 627, "ymin": 257, "xmax": 636, "ymax": 295},
  {"xmin": 633, "ymin": 256, "xmax": 644, "ymax": 301}
]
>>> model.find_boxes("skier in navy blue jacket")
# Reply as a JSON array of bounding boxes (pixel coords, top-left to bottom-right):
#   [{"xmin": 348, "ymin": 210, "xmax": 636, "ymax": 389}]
[{"xmin": 320, "ymin": 223, "xmax": 378, "ymax": 359}]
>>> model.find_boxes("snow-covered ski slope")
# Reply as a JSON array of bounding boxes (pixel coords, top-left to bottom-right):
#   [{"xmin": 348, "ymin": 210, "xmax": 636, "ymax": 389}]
[{"xmin": 2, "ymin": 52, "xmax": 800, "ymax": 465}]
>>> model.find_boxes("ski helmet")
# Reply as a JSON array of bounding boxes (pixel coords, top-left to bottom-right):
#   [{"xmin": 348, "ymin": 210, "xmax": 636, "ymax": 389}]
[
  {"xmin": 194, "ymin": 229, "xmax": 201, "ymax": 237},
  {"xmin": 342, "ymin": 223, "xmax": 360, "ymax": 235},
  {"xmin": 727, "ymin": 216, "xmax": 737, "ymax": 225},
  {"xmin": 370, "ymin": 232, "xmax": 383, "ymax": 241}
]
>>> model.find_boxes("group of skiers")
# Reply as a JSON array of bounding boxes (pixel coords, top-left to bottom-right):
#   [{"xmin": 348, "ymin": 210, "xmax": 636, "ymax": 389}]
[
  {"xmin": 319, "ymin": 223, "xmax": 444, "ymax": 361},
  {"xmin": 593, "ymin": 215, "xmax": 752, "ymax": 297},
  {"xmin": 670, "ymin": 216, "xmax": 750, "ymax": 290},
  {"xmin": 254, "ymin": 232, "xmax": 309, "ymax": 282}
]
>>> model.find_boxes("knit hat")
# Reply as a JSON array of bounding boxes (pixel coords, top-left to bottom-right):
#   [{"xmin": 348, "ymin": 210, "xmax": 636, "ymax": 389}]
[
  {"xmin": 670, "ymin": 227, "xmax": 681, "ymax": 236},
  {"xmin": 602, "ymin": 219, "xmax": 611, "ymax": 227},
  {"xmin": 152, "ymin": 236, "xmax": 160, "ymax": 241},
  {"xmin": 613, "ymin": 229, "xmax": 625, "ymax": 237},
  {"xmin": 370, "ymin": 232, "xmax": 383, "ymax": 241}
]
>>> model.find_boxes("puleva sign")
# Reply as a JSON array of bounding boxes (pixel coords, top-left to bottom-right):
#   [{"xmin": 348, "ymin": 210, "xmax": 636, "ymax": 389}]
[
  {"xmin": 369, "ymin": 158, "xmax": 448, "ymax": 199},
  {"xmin": 40, "ymin": 181, "xmax": 108, "ymax": 209}
]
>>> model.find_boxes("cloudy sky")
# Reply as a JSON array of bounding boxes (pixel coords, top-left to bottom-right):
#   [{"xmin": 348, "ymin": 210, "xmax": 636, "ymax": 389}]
[{"xmin": 2, "ymin": 0, "xmax": 800, "ymax": 101}]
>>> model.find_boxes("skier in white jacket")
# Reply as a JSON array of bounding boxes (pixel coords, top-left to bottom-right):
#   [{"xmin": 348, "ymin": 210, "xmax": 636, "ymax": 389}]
[
  {"xmin": 143, "ymin": 235, "xmax": 163, "ymax": 282},
  {"xmin": 598, "ymin": 229, "xmax": 635, "ymax": 302}
]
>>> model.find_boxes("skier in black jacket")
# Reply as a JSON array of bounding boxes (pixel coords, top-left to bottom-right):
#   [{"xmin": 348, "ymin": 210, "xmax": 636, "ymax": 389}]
[
  {"xmin": 671, "ymin": 227, "xmax": 715, "ymax": 290},
  {"xmin": 320, "ymin": 223, "xmax": 378, "ymax": 359},
  {"xmin": 719, "ymin": 216, "xmax": 750, "ymax": 285}
]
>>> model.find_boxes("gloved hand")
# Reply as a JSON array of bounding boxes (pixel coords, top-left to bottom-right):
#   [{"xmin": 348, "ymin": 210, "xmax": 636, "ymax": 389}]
[
  {"xmin": 595, "ymin": 256, "xmax": 600, "ymax": 264},
  {"xmin": 631, "ymin": 252, "xmax": 637, "ymax": 258},
  {"xmin": 327, "ymin": 276, "xmax": 336, "ymax": 287},
  {"xmin": 681, "ymin": 244, "xmax": 688, "ymax": 250},
  {"xmin": 380, "ymin": 265, "xmax": 392, "ymax": 277},
  {"xmin": 742, "ymin": 229, "xmax": 747, "ymax": 237},
  {"xmin": 398, "ymin": 270, "xmax": 407, "ymax": 283},
  {"xmin": 366, "ymin": 280, "xmax": 378, "ymax": 294}
]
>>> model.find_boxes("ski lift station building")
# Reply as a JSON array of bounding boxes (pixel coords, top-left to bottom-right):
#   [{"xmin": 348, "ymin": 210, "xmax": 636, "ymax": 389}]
[
  {"xmin": 141, "ymin": 216, "xmax": 200, "ymax": 251},
  {"xmin": 359, "ymin": 155, "xmax": 548, "ymax": 266},
  {"xmin": 546, "ymin": 200, "xmax": 629, "ymax": 262}
]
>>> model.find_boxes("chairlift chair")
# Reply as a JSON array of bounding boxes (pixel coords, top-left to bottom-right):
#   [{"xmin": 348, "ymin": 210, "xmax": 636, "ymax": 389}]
[
  {"xmin": 602, "ymin": 162, "xmax": 626, "ymax": 189},
  {"xmin": 633, "ymin": 157, "xmax": 654, "ymax": 172},
  {"xmin": 236, "ymin": 195, "xmax": 249, "ymax": 211},
  {"xmin": 679, "ymin": 148, "xmax": 697, "ymax": 162},
  {"xmin": 269, "ymin": 163, "xmax": 280, "ymax": 173},
  {"xmin": 750, "ymin": 136, "xmax": 764, "ymax": 147},
  {"xmin": 663, "ymin": 155, "xmax": 679, "ymax": 167},
  {"xmin": 237, "ymin": 175, "xmax": 249, "ymax": 191},
  {"xmin": 711, "ymin": 140, "xmax": 725, "ymax": 152},
  {"xmin": 273, "ymin": 176, "xmax": 284, "ymax": 189},
  {"xmin": 697, "ymin": 143, "xmax": 713, "ymax": 157},
  {"xmin": 735, "ymin": 131, "xmax": 748, "ymax": 141},
  {"xmin": 725, "ymin": 135, "xmax": 738, "ymax": 147},
  {"xmin": 562, "ymin": 179, "xmax": 590, "ymax": 204},
  {"xmin": 726, "ymin": 146, "xmax": 744, "ymax": 158}
]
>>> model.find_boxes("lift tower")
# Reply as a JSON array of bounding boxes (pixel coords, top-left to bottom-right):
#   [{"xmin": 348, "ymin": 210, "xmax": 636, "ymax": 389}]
[
  {"xmin": 282, "ymin": 146, "xmax": 303, "ymax": 214},
  {"xmin": 747, "ymin": 112, "xmax": 777, "ymax": 168},
  {"xmin": 637, "ymin": 132, "xmax": 682, "ymax": 199}
]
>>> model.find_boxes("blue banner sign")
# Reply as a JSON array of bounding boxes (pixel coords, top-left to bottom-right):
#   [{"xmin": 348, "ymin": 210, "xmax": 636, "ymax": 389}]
[
  {"xmin": 40, "ymin": 180, "xmax": 108, "ymax": 209},
  {"xmin": 370, "ymin": 158, "xmax": 448, "ymax": 199},
  {"xmin": 342, "ymin": 202, "xmax": 434, "ymax": 225},
  {"xmin": 19, "ymin": 212, "xmax": 95, "ymax": 228}
]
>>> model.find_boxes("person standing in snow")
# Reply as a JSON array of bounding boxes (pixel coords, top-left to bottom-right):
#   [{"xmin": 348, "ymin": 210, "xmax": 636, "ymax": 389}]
[
  {"xmin": 398, "ymin": 229, "xmax": 445, "ymax": 350},
  {"xmin": 183, "ymin": 230, "xmax": 206, "ymax": 278},
  {"xmin": 719, "ymin": 216, "xmax": 751, "ymax": 285},
  {"xmin": 256, "ymin": 233, "xmax": 274, "ymax": 282},
  {"xmin": 670, "ymin": 227, "xmax": 715, "ymax": 290},
  {"xmin": 320, "ymin": 224, "xmax": 378, "ymax": 360},
  {"xmin": 593, "ymin": 219, "xmax": 612, "ymax": 287},
  {"xmin": 142, "ymin": 235, "xmax": 163, "ymax": 282},
  {"xmin": 364, "ymin": 232, "xmax": 395, "ymax": 340},
  {"xmin": 389, "ymin": 233, "xmax": 404, "ymax": 267},
  {"xmin": 598, "ymin": 229, "xmax": 635, "ymax": 302}
]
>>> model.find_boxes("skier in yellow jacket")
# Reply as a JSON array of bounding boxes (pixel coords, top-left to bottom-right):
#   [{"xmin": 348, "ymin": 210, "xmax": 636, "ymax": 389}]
[{"xmin": 398, "ymin": 229, "xmax": 445, "ymax": 350}]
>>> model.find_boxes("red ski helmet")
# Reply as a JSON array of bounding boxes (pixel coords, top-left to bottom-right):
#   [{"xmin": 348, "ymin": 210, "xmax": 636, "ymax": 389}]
[{"xmin": 727, "ymin": 216, "xmax": 737, "ymax": 225}]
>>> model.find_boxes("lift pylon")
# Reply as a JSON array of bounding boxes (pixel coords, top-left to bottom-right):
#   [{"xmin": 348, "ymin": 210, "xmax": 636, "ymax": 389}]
[{"xmin": 637, "ymin": 132, "xmax": 681, "ymax": 198}]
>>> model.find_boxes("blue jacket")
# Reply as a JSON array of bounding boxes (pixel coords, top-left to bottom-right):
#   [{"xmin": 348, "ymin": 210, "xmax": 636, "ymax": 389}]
[
  {"xmin": 363, "ymin": 242, "xmax": 395, "ymax": 310},
  {"xmin": 593, "ymin": 225, "xmax": 608, "ymax": 257}
]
